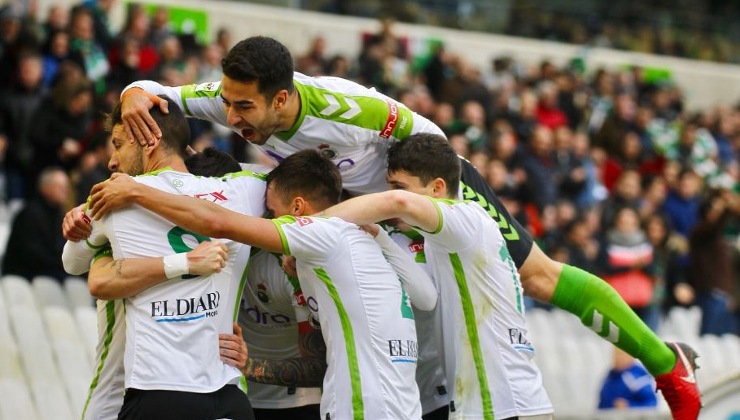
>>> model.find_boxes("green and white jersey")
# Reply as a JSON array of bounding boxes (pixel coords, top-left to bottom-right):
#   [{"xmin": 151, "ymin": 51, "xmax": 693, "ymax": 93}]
[
  {"xmin": 238, "ymin": 249, "xmax": 322, "ymax": 409},
  {"xmin": 81, "ymin": 298, "xmax": 125, "ymax": 420},
  {"xmin": 88, "ymin": 169, "xmax": 266, "ymax": 393},
  {"xmin": 420, "ymin": 199, "xmax": 552, "ymax": 420},
  {"xmin": 272, "ymin": 215, "xmax": 422, "ymax": 420},
  {"xmin": 385, "ymin": 225, "xmax": 450, "ymax": 415},
  {"xmin": 125, "ymin": 73, "xmax": 444, "ymax": 195},
  {"xmin": 62, "ymin": 240, "xmax": 127, "ymax": 420}
]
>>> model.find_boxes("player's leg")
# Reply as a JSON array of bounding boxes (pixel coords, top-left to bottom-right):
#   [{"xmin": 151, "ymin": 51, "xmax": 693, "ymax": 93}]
[
  {"xmin": 216, "ymin": 385, "xmax": 256, "ymax": 420},
  {"xmin": 252, "ymin": 405, "xmax": 321, "ymax": 420},
  {"xmin": 459, "ymin": 158, "xmax": 674, "ymax": 371},
  {"xmin": 459, "ymin": 158, "xmax": 700, "ymax": 418}
]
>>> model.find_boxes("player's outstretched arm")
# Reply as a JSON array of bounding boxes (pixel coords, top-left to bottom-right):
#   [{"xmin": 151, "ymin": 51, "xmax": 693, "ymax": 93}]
[
  {"xmin": 220, "ymin": 324, "xmax": 327, "ymax": 387},
  {"xmin": 321, "ymin": 190, "xmax": 441, "ymax": 233},
  {"xmin": 88, "ymin": 173, "xmax": 283, "ymax": 253},
  {"xmin": 88, "ymin": 240, "xmax": 228, "ymax": 299},
  {"xmin": 361, "ymin": 224, "xmax": 437, "ymax": 311}
]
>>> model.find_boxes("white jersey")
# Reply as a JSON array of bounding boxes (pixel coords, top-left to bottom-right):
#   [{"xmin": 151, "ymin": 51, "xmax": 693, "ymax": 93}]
[
  {"xmin": 420, "ymin": 198, "xmax": 552, "ymax": 419},
  {"xmin": 87, "ymin": 168, "xmax": 266, "ymax": 393},
  {"xmin": 238, "ymin": 249, "xmax": 322, "ymax": 409},
  {"xmin": 273, "ymin": 215, "xmax": 421, "ymax": 420},
  {"xmin": 385, "ymin": 225, "xmax": 450, "ymax": 415},
  {"xmin": 81, "ymin": 298, "xmax": 125, "ymax": 420},
  {"xmin": 125, "ymin": 73, "xmax": 444, "ymax": 195}
]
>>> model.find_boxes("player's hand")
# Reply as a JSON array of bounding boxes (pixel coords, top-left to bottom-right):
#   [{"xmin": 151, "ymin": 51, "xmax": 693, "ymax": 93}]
[
  {"xmin": 121, "ymin": 87, "xmax": 169, "ymax": 146},
  {"xmin": 282, "ymin": 255, "xmax": 297, "ymax": 278},
  {"xmin": 219, "ymin": 323, "xmax": 248, "ymax": 368},
  {"xmin": 187, "ymin": 240, "xmax": 228, "ymax": 276},
  {"xmin": 359, "ymin": 224, "xmax": 380, "ymax": 237},
  {"xmin": 62, "ymin": 203, "xmax": 92, "ymax": 241},
  {"xmin": 89, "ymin": 173, "xmax": 139, "ymax": 219}
]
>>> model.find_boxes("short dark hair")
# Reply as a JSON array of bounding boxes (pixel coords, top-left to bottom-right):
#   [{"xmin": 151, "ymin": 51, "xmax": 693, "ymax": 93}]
[
  {"xmin": 185, "ymin": 147, "xmax": 241, "ymax": 177},
  {"xmin": 108, "ymin": 96, "xmax": 190, "ymax": 157},
  {"xmin": 388, "ymin": 133, "xmax": 460, "ymax": 198},
  {"xmin": 266, "ymin": 150, "xmax": 342, "ymax": 208},
  {"xmin": 221, "ymin": 36, "xmax": 294, "ymax": 99}
]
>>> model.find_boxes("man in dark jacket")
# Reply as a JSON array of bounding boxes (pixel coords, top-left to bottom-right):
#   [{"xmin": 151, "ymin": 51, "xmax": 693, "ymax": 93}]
[{"xmin": 2, "ymin": 167, "xmax": 69, "ymax": 280}]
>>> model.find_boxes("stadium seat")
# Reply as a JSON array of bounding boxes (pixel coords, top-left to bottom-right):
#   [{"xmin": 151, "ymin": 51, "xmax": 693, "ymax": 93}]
[
  {"xmin": 1, "ymin": 275, "xmax": 37, "ymax": 310},
  {"xmin": 0, "ymin": 378, "xmax": 39, "ymax": 420},
  {"xmin": 43, "ymin": 307, "xmax": 92, "ymax": 418},
  {"xmin": 32, "ymin": 276, "xmax": 69, "ymax": 308},
  {"xmin": 9, "ymin": 306, "xmax": 55, "ymax": 381},
  {"xmin": 64, "ymin": 276, "xmax": 93, "ymax": 309},
  {"xmin": 29, "ymin": 378, "xmax": 75, "ymax": 420},
  {"xmin": 9, "ymin": 305, "xmax": 74, "ymax": 419},
  {"xmin": 74, "ymin": 306, "xmax": 98, "ymax": 366}
]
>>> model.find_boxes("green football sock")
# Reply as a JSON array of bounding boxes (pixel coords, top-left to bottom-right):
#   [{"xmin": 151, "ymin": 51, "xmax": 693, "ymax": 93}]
[{"xmin": 550, "ymin": 264, "xmax": 676, "ymax": 376}]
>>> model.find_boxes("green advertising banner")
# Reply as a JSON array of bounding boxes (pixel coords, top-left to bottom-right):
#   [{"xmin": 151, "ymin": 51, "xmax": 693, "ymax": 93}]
[{"xmin": 140, "ymin": 4, "xmax": 209, "ymax": 44}]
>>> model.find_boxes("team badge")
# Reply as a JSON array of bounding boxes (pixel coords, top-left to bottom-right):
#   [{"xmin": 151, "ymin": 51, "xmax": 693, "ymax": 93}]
[{"xmin": 318, "ymin": 143, "xmax": 336, "ymax": 159}]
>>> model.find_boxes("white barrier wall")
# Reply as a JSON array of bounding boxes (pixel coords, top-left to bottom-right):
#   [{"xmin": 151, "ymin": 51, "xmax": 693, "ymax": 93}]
[{"xmin": 38, "ymin": 0, "xmax": 740, "ymax": 110}]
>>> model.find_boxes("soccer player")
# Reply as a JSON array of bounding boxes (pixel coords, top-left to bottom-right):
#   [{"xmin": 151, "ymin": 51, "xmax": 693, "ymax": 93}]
[
  {"xmin": 65, "ymin": 100, "xmax": 265, "ymax": 419},
  {"xmin": 117, "ymin": 36, "xmax": 700, "ymax": 419},
  {"xmin": 321, "ymin": 133, "xmax": 553, "ymax": 419},
  {"xmin": 87, "ymin": 149, "xmax": 436, "ymax": 420}
]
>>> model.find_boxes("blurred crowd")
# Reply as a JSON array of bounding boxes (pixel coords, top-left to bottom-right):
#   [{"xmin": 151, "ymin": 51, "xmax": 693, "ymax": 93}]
[
  {"xmin": 0, "ymin": 0, "xmax": 739, "ymax": 336},
  {"xmin": 313, "ymin": 0, "xmax": 740, "ymax": 63}
]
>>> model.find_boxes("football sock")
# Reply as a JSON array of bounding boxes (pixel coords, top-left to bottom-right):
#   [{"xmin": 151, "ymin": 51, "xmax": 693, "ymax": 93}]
[{"xmin": 551, "ymin": 264, "xmax": 676, "ymax": 376}]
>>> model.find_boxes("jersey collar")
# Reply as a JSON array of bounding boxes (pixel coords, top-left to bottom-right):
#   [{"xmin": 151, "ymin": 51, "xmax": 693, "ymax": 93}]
[
  {"xmin": 273, "ymin": 80, "xmax": 308, "ymax": 141},
  {"xmin": 137, "ymin": 166, "xmax": 174, "ymax": 176}
]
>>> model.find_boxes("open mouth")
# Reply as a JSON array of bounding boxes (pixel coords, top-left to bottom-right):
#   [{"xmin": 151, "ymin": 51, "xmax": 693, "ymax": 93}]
[{"xmin": 240, "ymin": 128, "xmax": 256, "ymax": 139}]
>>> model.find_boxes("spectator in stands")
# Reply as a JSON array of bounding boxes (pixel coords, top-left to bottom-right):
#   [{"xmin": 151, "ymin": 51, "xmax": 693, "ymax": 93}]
[
  {"xmin": 688, "ymin": 189, "xmax": 739, "ymax": 335},
  {"xmin": 598, "ymin": 348, "xmax": 657, "ymax": 410},
  {"xmin": 105, "ymin": 35, "xmax": 143, "ymax": 91},
  {"xmin": 0, "ymin": 4, "xmax": 40, "ymax": 92},
  {"xmin": 522, "ymin": 125, "xmax": 557, "ymax": 210},
  {"xmin": 595, "ymin": 93, "xmax": 636, "ymax": 157},
  {"xmin": 644, "ymin": 213, "xmax": 692, "ymax": 312},
  {"xmin": 662, "ymin": 169, "xmax": 702, "ymax": 237},
  {"xmin": 68, "ymin": 6, "xmax": 109, "ymax": 94},
  {"xmin": 74, "ymin": 130, "xmax": 111, "ymax": 203},
  {"xmin": 511, "ymin": 90, "xmax": 539, "ymax": 143},
  {"xmin": 572, "ymin": 129, "xmax": 608, "ymax": 208},
  {"xmin": 2, "ymin": 167, "xmax": 69, "ymax": 281},
  {"xmin": 552, "ymin": 126, "xmax": 587, "ymax": 201},
  {"xmin": 0, "ymin": 52, "xmax": 45, "ymax": 200},
  {"xmin": 535, "ymin": 81, "xmax": 568, "ymax": 129},
  {"xmin": 599, "ymin": 206, "xmax": 657, "ymax": 329},
  {"xmin": 78, "ymin": 0, "xmax": 114, "ymax": 49},
  {"xmin": 149, "ymin": 6, "xmax": 173, "ymax": 49},
  {"xmin": 42, "ymin": 4, "xmax": 69, "ymax": 39},
  {"xmin": 41, "ymin": 29, "xmax": 70, "ymax": 87},
  {"xmin": 112, "ymin": 2, "xmax": 158, "ymax": 76},
  {"xmin": 155, "ymin": 34, "xmax": 195, "ymax": 86},
  {"xmin": 29, "ymin": 76, "xmax": 93, "ymax": 177},
  {"xmin": 197, "ymin": 43, "xmax": 223, "ymax": 83},
  {"xmin": 297, "ymin": 36, "xmax": 328, "ymax": 76},
  {"xmin": 602, "ymin": 170, "xmax": 642, "ymax": 227},
  {"xmin": 563, "ymin": 216, "xmax": 600, "ymax": 273}
]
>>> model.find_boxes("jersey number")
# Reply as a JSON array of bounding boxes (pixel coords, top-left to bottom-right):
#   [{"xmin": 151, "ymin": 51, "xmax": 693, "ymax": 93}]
[
  {"xmin": 400, "ymin": 283, "xmax": 414, "ymax": 320},
  {"xmin": 167, "ymin": 226, "xmax": 211, "ymax": 279}
]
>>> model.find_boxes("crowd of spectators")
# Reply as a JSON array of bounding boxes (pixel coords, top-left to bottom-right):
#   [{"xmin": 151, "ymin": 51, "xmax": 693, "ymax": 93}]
[
  {"xmin": 0, "ymin": 0, "xmax": 738, "ymax": 336},
  {"xmin": 312, "ymin": 0, "xmax": 740, "ymax": 63}
]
